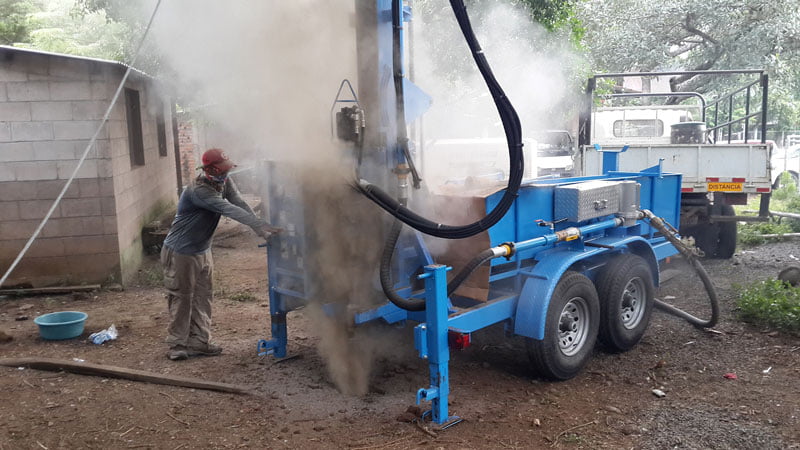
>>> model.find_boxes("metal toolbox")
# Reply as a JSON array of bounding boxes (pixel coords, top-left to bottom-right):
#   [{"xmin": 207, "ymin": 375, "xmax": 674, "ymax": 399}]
[{"xmin": 554, "ymin": 180, "xmax": 622, "ymax": 222}]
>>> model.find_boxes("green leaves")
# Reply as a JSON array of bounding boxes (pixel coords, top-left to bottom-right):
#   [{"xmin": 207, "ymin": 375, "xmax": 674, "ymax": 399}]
[{"xmin": 737, "ymin": 278, "xmax": 800, "ymax": 334}]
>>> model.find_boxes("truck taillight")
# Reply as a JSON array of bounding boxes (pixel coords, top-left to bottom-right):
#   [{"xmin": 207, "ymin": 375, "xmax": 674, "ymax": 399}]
[{"xmin": 448, "ymin": 331, "xmax": 471, "ymax": 350}]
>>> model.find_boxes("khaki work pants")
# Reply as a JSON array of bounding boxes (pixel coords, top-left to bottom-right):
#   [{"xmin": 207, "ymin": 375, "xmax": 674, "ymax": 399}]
[{"xmin": 160, "ymin": 246, "xmax": 214, "ymax": 349}]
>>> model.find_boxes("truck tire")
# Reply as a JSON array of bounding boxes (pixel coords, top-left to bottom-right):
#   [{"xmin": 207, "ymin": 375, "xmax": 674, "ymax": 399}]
[
  {"xmin": 526, "ymin": 271, "xmax": 599, "ymax": 380},
  {"xmin": 596, "ymin": 254, "xmax": 654, "ymax": 352},
  {"xmin": 715, "ymin": 204, "xmax": 737, "ymax": 259}
]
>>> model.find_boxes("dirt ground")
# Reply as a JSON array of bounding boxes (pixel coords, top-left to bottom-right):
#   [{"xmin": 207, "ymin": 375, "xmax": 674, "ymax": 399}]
[{"xmin": 1, "ymin": 219, "xmax": 799, "ymax": 450}]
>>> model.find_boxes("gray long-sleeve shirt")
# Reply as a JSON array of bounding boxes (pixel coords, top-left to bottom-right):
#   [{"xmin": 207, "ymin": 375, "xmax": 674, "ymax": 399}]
[{"xmin": 163, "ymin": 176, "xmax": 267, "ymax": 255}]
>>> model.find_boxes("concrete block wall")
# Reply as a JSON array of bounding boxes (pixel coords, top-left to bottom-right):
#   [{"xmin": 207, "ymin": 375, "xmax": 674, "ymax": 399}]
[
  {"xmin": 0, "ymin": 48, "xmax": 178, "ymax": 287},
  {"xmin": 0, "ymin": 51, "xmax": 119, "ymax": 287},
  {"xmin": 108, "ymin": 77, "xmax": 178, "ymax": 285}
]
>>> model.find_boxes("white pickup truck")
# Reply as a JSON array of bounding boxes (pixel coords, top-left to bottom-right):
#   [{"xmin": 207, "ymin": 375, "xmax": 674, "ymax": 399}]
[{"xmin": 578, "ymin": 70, "xmax": 772, "ymax": 258}]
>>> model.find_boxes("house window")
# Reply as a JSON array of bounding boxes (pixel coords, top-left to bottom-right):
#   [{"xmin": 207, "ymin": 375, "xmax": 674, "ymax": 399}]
[
  {"xmin": 125, "ymin": 88, "xmax": 145, "ymax": 166},
  {"xmin": 157, "ymin": 103, "xmax": 168, "ymax": 157}
]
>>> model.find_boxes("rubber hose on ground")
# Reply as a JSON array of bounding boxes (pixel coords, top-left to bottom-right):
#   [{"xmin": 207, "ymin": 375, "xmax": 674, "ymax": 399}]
[{"xmin": 645, "ymin": 212, "xmax": 720, "ymax": 328}]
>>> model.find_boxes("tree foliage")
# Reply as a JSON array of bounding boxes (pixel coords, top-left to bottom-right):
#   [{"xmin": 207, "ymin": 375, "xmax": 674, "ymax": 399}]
[
  {"xmin": 0, "ymin": 0, "xmax": 39, "ymax": 45},
  {"xmin": 576, "ymin": 0, "xmax": 800, "ymax": 129}
]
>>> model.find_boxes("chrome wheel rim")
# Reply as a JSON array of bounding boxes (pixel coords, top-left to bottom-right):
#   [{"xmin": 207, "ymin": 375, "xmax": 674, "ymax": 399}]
[
  {"xmin": 558, "ymin": 297, "xmax": 590, "ymax": 356},
  {"xmin": 620, "ymin": 277, "xmax": 646, "ymax": 330}
]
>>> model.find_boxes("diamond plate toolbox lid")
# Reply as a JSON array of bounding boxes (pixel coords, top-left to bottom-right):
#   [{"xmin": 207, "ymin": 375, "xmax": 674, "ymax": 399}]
[{"xmin": 554, "ymin": 180, "xmax": 622, "ymax": 222}]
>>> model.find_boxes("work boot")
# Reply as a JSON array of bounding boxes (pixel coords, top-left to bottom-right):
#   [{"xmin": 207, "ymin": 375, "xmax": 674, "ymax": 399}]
[
  {"xmin": 167, "ymin": 346, "xmax": 189, "ymax": 361},
  {"xmin": 187, "ymin": 342, "xmax": 223, "ymax": 357}
]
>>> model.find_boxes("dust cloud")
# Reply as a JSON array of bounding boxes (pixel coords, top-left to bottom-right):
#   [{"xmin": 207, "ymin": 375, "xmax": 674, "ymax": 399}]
[{"xmin": 141, "ymin": 1, "xmax": 578, "ymax": 397}]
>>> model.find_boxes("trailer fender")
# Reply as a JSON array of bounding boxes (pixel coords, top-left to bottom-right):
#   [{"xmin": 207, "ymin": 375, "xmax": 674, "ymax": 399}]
[{"xmin": 514, "ymin": 237, "xmax": 660, "ymax": 340}]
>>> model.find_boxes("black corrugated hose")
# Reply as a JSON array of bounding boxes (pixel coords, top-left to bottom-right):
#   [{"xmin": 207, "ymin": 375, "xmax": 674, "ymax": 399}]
[
  {"xmin": 357, "ymin": 0, "xmax": 524, "ymax": 240},
  {"xmin": 381, "ymin": 218, "xmax": 499, "ymax": 311}
]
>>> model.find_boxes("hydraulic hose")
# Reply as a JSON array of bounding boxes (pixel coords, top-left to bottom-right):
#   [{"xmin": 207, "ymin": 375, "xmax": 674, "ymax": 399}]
[
  {"xmin": 357, "ymin": 0, "xmax": 524, "ymax": 240},
  {"xmin": 380, "ymin": 220, "xmax": 497, "ymax": 311},
  {"xmin": 641, "ymin": 210, "xmax": 719, "ymax": 328},
  {"xmin": 381, "ymin": 220, "xmax": 425, "ymax": 311}
]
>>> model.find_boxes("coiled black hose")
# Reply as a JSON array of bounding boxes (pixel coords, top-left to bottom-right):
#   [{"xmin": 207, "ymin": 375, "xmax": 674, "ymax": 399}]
[
  {"xmin": 643, "ymin": 211, "xmax": 719, "ymax": 328},
  {"xmin": 381, "ymin": 219, "xmax": 500, "ymax": 311},
  {"xmin": 357, "ymin": 0, "xmax": 524, "ymax": 240}
]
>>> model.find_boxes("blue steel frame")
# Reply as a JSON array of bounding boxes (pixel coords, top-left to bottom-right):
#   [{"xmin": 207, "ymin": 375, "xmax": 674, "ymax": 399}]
[
  {"xmin": 257, "ymin": 0, "xmax": 687, "ymax": 426},
  {"xmin": 356, "ymin": 169, "xmax": 683, "ymax": 424}
]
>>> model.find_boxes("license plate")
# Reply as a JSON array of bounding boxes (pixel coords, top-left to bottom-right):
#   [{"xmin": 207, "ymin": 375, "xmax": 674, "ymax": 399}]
[{"xmin": 707, "ymin": 182, "xmax": 743, "ymax": 192}]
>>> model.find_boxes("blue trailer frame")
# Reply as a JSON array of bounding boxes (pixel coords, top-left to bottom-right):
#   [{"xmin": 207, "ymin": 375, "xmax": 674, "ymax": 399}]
[{"xmin": 256, "ymin": 0, "xmax": 685, "ymax": 426}]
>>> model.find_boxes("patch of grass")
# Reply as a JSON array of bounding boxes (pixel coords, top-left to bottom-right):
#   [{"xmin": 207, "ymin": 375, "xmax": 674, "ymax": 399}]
[
  {"xmin": 738, "ymin": 220, "xmax": 795, "ymax": 246},
  {"xmin": 736, "ymin": 279, "xmax": 800, "ymax": 334},
  {"xmin": 229, "ymin": 291, "xmax": 257, "ymax": 302}
]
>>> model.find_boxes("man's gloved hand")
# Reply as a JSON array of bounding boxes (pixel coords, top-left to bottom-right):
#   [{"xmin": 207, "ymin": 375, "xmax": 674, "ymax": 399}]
[{"xmin": 256, "ymin": 223, "xmax": 283, "ymax": 239}]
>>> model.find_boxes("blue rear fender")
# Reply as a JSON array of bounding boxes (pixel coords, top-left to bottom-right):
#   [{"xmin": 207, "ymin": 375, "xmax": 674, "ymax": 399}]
[{"xmin": 513, "ymin": 236, "xmax": 659, "ymax": 340}]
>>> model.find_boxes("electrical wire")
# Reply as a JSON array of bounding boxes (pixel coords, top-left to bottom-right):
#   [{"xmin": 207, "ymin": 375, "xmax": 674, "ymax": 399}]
[{"xmin": 0, "ymin": 0, "xmax": 163, "ymax": 288}]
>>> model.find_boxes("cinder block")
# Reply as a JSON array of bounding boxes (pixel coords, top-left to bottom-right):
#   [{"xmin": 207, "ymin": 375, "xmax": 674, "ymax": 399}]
[
  {"xmin": 0, "ymin": 142, "xmax": 35, "ymax": 162},
  {"xmin": 72, "ymin": 101, "xmax": 108, "ymax": 121},
  {"xmin": 1, "ymin": 181, "xmax": 37, "ymax": 200},
  {"xmin": 33, "ymin": 140, "xmax": 76, "ymax": 160},
  {"xmin": 49, "ymin": 81, "xmax": 92, "ymax": 101},
  {"xmin": 0, "ymin": 201, "xmax": 20, "ymax": 220},
  {"xmin": 103, "ymin": 215, "xmax": 118, "ymax": 234},
  {"xmin": 57, "ymin": 159, "xmax": 98, "ymax": 179},
  {"xmin": 100, "ymin": 196, "xmax": 117, "ymax": 215},
  {"xmin": 35, "ymin": 179, "xmax": 80, "ymax": 200},
  {"xmin": 98, "ymin": 177, "xmax": 114, "ymax": 196},
  {"xmin": 27, "ymin": 237, "xmax": 65, "ymax": 257},
  {"xmin": 0, "ymin": 83, "xmax": 7, "ymax": 101},
  {"xmin": 62, "ymin": 235, "xmax": 108, "ymax": 255},
  {"xmin": 0, "ymin": 239, "xmax": 25, "ymax": 260},
  {"xmin": 0, "ymin": 67, "xmax": 28, "ymax": 82},
  {"xmin": 19, "ymin": 199, "xmax": 61, "ymax": 220},
  {"xmin": 7, "ymin": 81, "xmax": 50, "ymax": 101},
  {"xmin": 90, "ymin": 81, "xmax": 108, "ymax": 100},
  {"xmin": 14, "ymin": 161, "xmax": 58, "ymax": 181},
  {"xmin": 60, "ymin": 197, "xmax": 102, "ymax": 217},
  {"xmin": 11, "ymin": 121, "xmax": 54, "ymax": 141},
  {"xmin": 97, "ymin": 159, "xmax": 113, "ymax": 177},
  {"xmin": 0, "ymin": 220, "xmax": 41, "ymax": 240},
  {"xmin": 31, "ymin": 101, "xmax": 72, "ymax": 121},
  {"xmin": 53, "ymin": 120, "xmax": 105, "ymax": 140},
  {"xmin": 108, "ymin": 120, "xmax": 127, "ymax": 139},
  {"xmin": 77, "ymin": 178, "xmax": 100, "ymax": 197},
  {"xmin": 50, "ymin": 59, "xmax": 91, "ymax": 81},
  {"xmin": 43, "ymin": 216, "xmax": 103, "ymax": 237},
  {"xmin": 0, "ymin": 102, "xmax": 31, "ymax": 121},
  {"xmin": 0, "ymin": 122, "xmax": 10, "ymax": 142}
]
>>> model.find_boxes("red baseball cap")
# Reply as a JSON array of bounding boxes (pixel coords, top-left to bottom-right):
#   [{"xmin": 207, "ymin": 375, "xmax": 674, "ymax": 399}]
[{"xmin": 201, "ymin": 148, "xmax": 236, "ymax": 172}]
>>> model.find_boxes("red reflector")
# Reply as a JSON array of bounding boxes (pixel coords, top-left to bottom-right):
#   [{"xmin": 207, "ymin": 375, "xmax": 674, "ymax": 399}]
[
  {"xmin": 448, "ymin": 330, "xmax": 471, "ymax": 350},
  {"xmin": 756, "ymin": 187, "xmax": 771, "ymax": 193},
  {"xmin": 681, "ymin": 188, "xmax": 693, "ymax": 192},
  {"xmin": 732, "ymin": 178, "xmax": 746, "ymax": 183},
  {"xmin": 706, "ymin": 177, "xmax": 719, "ymax": 182}
]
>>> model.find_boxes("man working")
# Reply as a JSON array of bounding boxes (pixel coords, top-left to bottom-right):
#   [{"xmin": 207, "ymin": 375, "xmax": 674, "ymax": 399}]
[{"xmin": 161, "ymin": 148, "xmax": 280, "ymax": 361}]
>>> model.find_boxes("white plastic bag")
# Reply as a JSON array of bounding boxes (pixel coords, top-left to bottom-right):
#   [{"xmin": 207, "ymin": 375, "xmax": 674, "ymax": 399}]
[{"xmin": 89, "ymin": 324, "xmax": 118, "ymax": 345}]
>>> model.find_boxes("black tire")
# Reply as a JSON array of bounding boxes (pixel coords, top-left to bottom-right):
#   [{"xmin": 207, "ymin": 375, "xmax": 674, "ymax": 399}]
[
  {"xmin": 715, "ymin": 204, "xmax": 737, "ymax": 259},
  {"xmin": 526, "ymin": 271, "xmax": 599, "ymax": 380},
  {"xmin": 596, "ymin": 254, "xmax": 655, "ymax": 352}
]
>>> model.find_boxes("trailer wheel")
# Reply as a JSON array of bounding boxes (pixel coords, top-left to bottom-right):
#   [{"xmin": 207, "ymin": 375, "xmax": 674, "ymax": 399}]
[
  {"xmin": 596, "ymin": 254, "xmax": 654, "ymax": 352},
  {"xmin": 715, "ymin": 204, "xmax": 737, "ymax": 259},
  {"xmin": 526, "ymin": 271, "xmax": 599, "ymax": 380}
]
